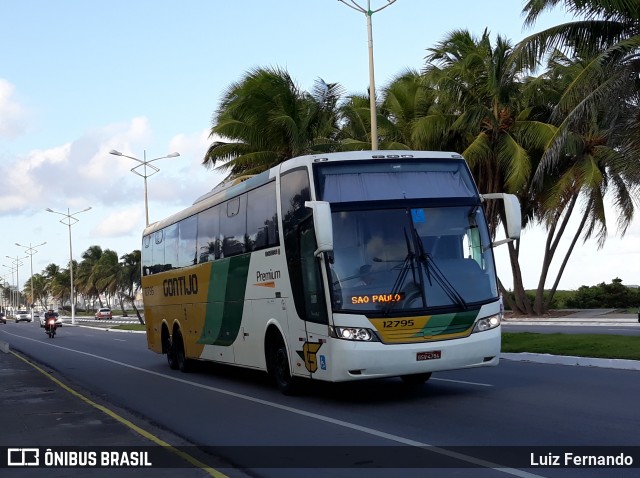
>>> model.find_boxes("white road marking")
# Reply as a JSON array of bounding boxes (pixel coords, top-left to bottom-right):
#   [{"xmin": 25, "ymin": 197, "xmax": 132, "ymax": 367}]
[
  {"xmin": 2, "ymin": 330, "xmax": 543, "ymax": 478},
  {"xmin": 432, "ymin": 377, "xmax": 493, "ymax": 387}
]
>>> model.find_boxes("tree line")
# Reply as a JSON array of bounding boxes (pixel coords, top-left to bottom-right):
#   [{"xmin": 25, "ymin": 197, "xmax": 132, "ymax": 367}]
[
  {"xmin": 202, "ymin": 0, "xmax": 640, "ymax": 316},
  {"xmin": 1, "ymin": 246, "xmax": 143, "ymax": 324}
]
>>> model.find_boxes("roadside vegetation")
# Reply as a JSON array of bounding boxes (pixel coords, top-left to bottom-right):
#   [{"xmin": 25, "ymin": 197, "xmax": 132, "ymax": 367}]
[
  {"xmin": 507, "ymin": 278, "xmax": 640, "ymax": 310},
  {"xmin": 502, "ymin": 332, "xmax": 640, "ymax": 361}
]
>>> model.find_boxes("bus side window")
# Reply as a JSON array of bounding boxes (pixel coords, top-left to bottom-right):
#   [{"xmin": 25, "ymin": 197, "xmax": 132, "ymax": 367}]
[
  {"xmin": 178, "ymin": 215, "xmax": 198, "ymax": 267},
  {"xmin": 142, "ymin": 234, "xmax": 152, "ymax": 276},
  {"xmin": 247, "ymin": 181, "xmax": 279, "ymax": 251},
  {"xmin": 280, "ymin": 168, "xmax": 312, "ymax": 319},
  {"xmin": 152, "ymin": 230, "xmax": 165, "ymax": 274},
  {"xmin": 164, "ymin": 223, "xmax": 179, "ymax": 270},
  {"xmin": 197, "ymin": 205, "xmax": 220, "ymax": 263},
  {"xmin": 221, "ymin": 195, "xmax": 247, "ymax": 257}
]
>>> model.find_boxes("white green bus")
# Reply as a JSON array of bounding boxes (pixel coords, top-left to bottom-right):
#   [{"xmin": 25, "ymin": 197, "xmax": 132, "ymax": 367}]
[{"xmin": 141, "ymin": 151, "xmax": 520, "ymax": 393}]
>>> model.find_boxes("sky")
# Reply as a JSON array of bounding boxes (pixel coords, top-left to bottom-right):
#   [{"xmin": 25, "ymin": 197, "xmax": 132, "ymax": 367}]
[{"xmin": 0, "ymin": 0, "xmax": 638, "ymax": 293}]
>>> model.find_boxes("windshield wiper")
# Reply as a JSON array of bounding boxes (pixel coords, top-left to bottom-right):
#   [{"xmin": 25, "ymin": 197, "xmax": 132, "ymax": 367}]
[
  {"xmin": 412, "ymin": 227, "xmax": 467, "ymax": 310},
  {"xmin": 382, "ymin": 229, "xmax": 418, "ymax": 316}
]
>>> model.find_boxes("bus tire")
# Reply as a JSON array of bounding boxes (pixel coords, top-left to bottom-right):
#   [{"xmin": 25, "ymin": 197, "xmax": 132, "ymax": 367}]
[
  {"xmin": 174, "ymin": 329, "xmax": 192, "ymax": 373},
  {"xmin": 165, "ymin": 332, "xmax": 178, "ymax": 370},
  {"xmin": 267, "ymin": 336, "xmax": 298, "ymax": 395},
  {"xmin": 400, "ymin": 372, "xmax": 432, "ymax": 387}
]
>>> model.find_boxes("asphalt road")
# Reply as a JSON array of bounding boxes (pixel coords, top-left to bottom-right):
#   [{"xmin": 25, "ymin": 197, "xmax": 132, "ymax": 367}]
[{"xmin": 1, "ymin": 321, "xmax": 639, "ymax": 478}]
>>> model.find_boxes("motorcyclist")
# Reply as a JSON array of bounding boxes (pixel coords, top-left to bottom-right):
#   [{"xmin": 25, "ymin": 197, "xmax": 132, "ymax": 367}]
[{"xmin": 44, "ymin": 309, "xmax": 57, "ymax": 329}]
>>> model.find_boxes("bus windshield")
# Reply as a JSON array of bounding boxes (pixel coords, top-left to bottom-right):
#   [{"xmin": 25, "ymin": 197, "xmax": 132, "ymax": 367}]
[{"xmin": 329, "ymin": 206, "xmax": 497, "ymax": 314}]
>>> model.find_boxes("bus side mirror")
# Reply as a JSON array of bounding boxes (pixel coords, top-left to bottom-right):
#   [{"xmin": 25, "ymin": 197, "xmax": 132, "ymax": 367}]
[
  {"xmin": 304, "ymin": 200, "xmax": 333, "ymax": 256},
  {"xmin": 482, "ymin": 193, "xmax": 521, "ymax": 247},
  {"xmin": 502, "ymin": 194, "xmax": 521, "ymax": 240}
]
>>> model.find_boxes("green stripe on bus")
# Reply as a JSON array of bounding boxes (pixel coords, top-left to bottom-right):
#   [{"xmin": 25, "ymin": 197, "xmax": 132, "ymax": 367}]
[
  {"xmin": 198, "ymin": 255, "xmax": 251, "ymax": 346},
  {"xmin": 415, "ymin": 309, "xmax": 478, "ymax": 337}
]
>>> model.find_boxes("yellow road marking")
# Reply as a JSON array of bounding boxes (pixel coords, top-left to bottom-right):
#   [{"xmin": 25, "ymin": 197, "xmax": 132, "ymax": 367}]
[{"xmin": 11, "ymin": 350, "xmax": 228, "ymax": 478}]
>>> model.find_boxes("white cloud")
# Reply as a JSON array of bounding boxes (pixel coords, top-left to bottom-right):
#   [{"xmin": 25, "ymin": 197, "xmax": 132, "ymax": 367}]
[
  {"xmin": 91, "ymin": 207, "xmax": 144, "ymax": 237},
  {"xmin": 0, "ymin": 79, "xmax": 28, "ymax": 138}
]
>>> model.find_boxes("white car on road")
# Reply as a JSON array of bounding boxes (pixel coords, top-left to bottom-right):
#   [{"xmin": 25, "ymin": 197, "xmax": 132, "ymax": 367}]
[{"xmin": 15, "ymin": 310, "xmax": 32, "ymax": 323}]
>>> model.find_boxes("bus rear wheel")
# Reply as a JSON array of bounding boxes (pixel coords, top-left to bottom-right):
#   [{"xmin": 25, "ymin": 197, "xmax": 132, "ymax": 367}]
[
  {"xmin": 165, "ymin": 332, "xmax": 178, "ymax": 370},
  {"xmin": 174, "ymin": 329, "xmax": 192, "ymax": 373},
  {"xmin": 400, "ymin": 372, "xmax": 432, "ymax": 387}
]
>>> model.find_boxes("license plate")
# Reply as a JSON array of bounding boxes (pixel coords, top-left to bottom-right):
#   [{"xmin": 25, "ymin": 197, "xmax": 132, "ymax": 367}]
[{"xmin": 417, "ymin": 350, "xmax": 441, "ymax": 361}]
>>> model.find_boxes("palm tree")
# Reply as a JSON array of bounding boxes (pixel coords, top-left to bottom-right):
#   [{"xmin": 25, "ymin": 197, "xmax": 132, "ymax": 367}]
[
  {"xmin": 517, "ymin": 49, "xmax": 639, "ymax": 314},
  {"xmin": 378, "ymin": 69, "xmax": 436, "ymax": 149},
  {"xmin": 422, "ymin": 29, "xmax": 556, "ymax": 314},
  {"xmin": 518, "ymin": 0, "xmax": 640, "ymax": 175},
  {"xmin": 203, "ymin": 67, "xmax": 343, "ymax": 179},
  {"xmin": 93, "ymin": 249, "xmax": 120, "ymax": 308},
  {"xmin": 337, "ymin": 93, "xmax": 374, "ymax": 150},
  {"xmin": 76, "ymin": 246, "xmax": 104, "ymax": 310},
  {"xmin": 120, "ymin": 250, "xmax": 144, "ymax": 324},
  {"xmin": 516, "ymin": 1, "xmax": 640, "ymax": 312}
]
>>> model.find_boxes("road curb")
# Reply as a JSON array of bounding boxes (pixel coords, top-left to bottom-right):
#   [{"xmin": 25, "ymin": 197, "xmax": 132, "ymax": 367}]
[
  {"xmin": 0, "ymin": 339, "xmax": 9, "ymax": 353},
  {"xmin": 500, "ymin": 352, "xmax": 640, "ymax": 371}
]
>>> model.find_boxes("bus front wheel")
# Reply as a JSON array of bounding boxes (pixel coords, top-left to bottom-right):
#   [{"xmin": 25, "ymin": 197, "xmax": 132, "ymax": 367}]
[{"xmin": 268, "ymin": 338, "xmax": 298, "ymax": 395}]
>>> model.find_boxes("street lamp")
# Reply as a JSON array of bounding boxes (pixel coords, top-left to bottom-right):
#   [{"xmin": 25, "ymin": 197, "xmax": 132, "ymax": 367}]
[
  {"xmin": 0, "ymin": 275, "xmax": 8, "ymax": 314},
  {"xmin": 5, "ymin": 256, "xmax": 27, "ymax": 309},
  {"xmin": 109, "ymin": 149, "xmax": 180, "ymax": 226},
  {"xmin": 337, "ymin": 0, "xmax": 397, "ymax": 151},
  {"xmin": 2, "ymin": 265, "xmax": 16, "ymax": 311},
  {"xmin": 16, "ymin": 241, "xmax": 46, "ymax": 317},
  {"xmin": 46, "ymin": 207, "xmax": 92, "ymax": 325}
]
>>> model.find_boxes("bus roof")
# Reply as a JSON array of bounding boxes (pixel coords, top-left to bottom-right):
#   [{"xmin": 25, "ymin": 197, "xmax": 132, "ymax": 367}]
[{"xmin": 143, "ymin": 150, "xmax": 466, "ymax": 236}]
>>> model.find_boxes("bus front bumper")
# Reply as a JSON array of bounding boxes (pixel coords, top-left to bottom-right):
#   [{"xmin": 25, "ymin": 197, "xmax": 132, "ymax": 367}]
[{"xmin": 323, "ymin": 327, "xmax": 501, "ymax": 382}]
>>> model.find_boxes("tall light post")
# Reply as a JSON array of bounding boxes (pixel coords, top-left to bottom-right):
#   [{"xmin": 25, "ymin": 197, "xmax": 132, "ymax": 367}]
[
  {"xmin": 16, "ymin": 241, "xmax": 46, "ymax": 316},
  {"xmin": 2, "ymin": 265, "xmax": 16, "ymax": 311},
  {"xmin": 5, "ymin": 256, "xmax": 27, "ymax": 309},
  {"xmin": 0, "ymin": 275, "xmax": 8, "ymax": 313},
  {"xmin": 109, "ymin": 149, "xmax": 180, "ymax": 226},
  {"xmin": 46, "ymin": 207, "xmax": 92, "ymax": 325},
  {"xmin": 338, "ymin": 0, "xmax": 397, "ymax": 151}
]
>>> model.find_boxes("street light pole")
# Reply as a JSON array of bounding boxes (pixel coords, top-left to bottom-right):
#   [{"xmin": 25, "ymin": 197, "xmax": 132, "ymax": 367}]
[
  {"xmin": 337, "ymin": 0, "xmax": 397, "ymax": 151},
  {"xmin": 16, "ymin": 241, "xmax": 46, "ymax": 318},
  {"xmin": 5, "ymin": 256, "xmax": 27, "ymax": 309},
  {"xmin": 2, "ymin": 265, "xmax": 16, "ymax": 310},
  {"xmin": 46, "ymin": 207, "xmax": 91, "ymax": 325},
  {"xmin": 108, "ymin": 149, "xmax": 180, "ymax": 226}
]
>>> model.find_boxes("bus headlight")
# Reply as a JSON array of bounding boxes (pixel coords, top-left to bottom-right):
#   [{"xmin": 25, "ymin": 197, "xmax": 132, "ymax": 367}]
[
  {"xmin": 472, "ymin": 314, "xmax": 501, "ymax": 333},
  {"xmin": 331, "ymin": 326, "xmax": 378, "ymax": 342}
]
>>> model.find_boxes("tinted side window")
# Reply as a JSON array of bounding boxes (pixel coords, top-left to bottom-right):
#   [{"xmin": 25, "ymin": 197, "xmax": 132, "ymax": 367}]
[
  {"xmin": 178, "ymin": 215, "xmax": 197, "ymax": 268},
  {"xmin": 142, "ymin": 235, "xmax": 152, "ymax": 276},
  {"xmin": 220, "ymin": 195, "xmax": 247, "ymax": 257},
  {"xmin": 152, "ymin": 230, "xmax": 165, "ymax": 274},
  {"xmin": 280, "ymin": 168, "xmax": 311, "ymax": 318},
  {"xmin": 197, "ymin": 205, "xmax": 220, "ymax": 263},
  {"xmin": 164, "ymin": 224, "xmax": 179, "ymax": 270},
  {"xmin": 247, "ymin": 181, "xmax": 279, "ymax": 251}
]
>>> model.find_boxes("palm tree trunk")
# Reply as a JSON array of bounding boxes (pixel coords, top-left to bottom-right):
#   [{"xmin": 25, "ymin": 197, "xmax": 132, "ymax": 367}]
[
  {"xmin": 544, "ymin": 200, "xmax": 591, "ymax": 310},
  {"xmin": 131, "ymin": 300, "xmax": 144, "ymax": 325},
  {"xmin": 534, "ymin": 195, "xmax": 579, "ymax": 315}
]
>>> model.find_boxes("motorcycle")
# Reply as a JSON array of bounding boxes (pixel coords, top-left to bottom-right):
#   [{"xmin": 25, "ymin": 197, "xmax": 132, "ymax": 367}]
[{"xmin": 44, "ymin": 317, "xmax": 57, "ymax": 338}]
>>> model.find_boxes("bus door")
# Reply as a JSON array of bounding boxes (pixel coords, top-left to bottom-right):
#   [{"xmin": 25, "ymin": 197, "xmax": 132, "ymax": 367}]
[{"xmin": 296, "ymin": 217, "xmax": 332, "ymax": 380}]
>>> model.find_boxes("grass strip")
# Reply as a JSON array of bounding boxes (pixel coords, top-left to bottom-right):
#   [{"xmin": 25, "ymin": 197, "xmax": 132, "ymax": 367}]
[
  {"xmin": 502, "ymin": 332, "xmax": 640, "ymax": 361},
  {"xmin": 112, "ymin": 324, "xmax": 146, "ymax": 331}
]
